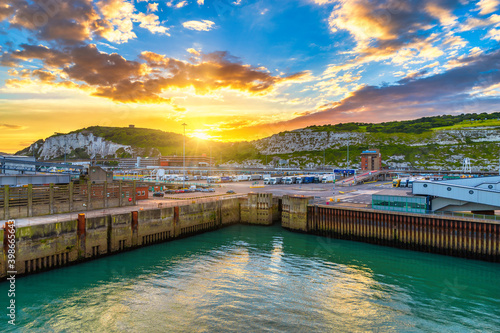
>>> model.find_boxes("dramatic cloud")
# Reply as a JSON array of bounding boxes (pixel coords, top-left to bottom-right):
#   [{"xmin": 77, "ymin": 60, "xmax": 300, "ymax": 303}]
[
  {"xmin": 324, "ymin": 0, "xmax": 466, "ymax": 74},
  {"xmin": 182, "ymin": 20, "xmax": 215, "ymax": 31},
  {"xmin": 275, "ymin": 49, "xmax": 500, "ymax": 129},
  {"xmin": 0, "ymin": 0, "xmax": 169, "ymax": 45},
  {"xmin": 3, "ymin": 43, "xmax": 309, "ymax": 103}
]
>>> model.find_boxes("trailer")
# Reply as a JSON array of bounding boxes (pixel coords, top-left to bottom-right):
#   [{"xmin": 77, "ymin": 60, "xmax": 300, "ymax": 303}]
[
  {"xmin": 250, "ymin": 174, "xmax": 262, "ymax": 180},
  {"xmin": 270, "ymin": 177, "xmax": 282, "ymax": 185},
  {"xmin": 322, "ymin": 175, "xmax": 335, "ymax": 183},
  {"xmin": 303, "ymin": 176, "xmax": 314, "ymax": 184},
  {"xmin": 207, "ymin": 176, "xmax": 220, "ymax": 183},
  {"xmin": 237, "ymin": 175, "xmax": 251, "ymax": 181}
]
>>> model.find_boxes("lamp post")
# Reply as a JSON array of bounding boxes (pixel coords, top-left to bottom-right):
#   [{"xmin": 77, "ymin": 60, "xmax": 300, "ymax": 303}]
[
  {"xmin": 64, "ymin": 136, "xmax": 67, "ymax": 163},
  {"xmin": 346, "ymin": 140, "xmax": 349, "ymax": 169},
  {"xmin": 182, "ymin": 123, "xmax": 187, "ymax": 188},
  {"xmin": 323, "ymin": 148, "xmax": 326, "ymax": 170}
]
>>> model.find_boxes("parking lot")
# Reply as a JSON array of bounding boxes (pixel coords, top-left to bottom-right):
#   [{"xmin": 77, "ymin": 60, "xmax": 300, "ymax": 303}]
[{"xmin": 144, "ymin": 179, "xmax": 411, "ymax": 207}]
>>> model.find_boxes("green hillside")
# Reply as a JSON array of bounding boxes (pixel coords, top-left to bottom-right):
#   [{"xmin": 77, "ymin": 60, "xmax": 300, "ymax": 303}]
[
  {"xmin": 15, "ymin": 111, "xmax": 500, "ymax": 168},
  {"xmin": 18, "ymin": 126, "xmax": 261, "ymax": 164},
  {"xmin": 306, "ymin": 112, "xmax": 500, "ymax": 134}
]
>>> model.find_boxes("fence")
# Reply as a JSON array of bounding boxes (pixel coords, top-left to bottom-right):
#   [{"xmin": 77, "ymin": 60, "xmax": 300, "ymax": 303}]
[
  {"xmin": 0, "ymin": 181, "xmax": 136, "ymax": 220},
  {"xmin": 114, "ymin": 176, "xmax": 221, "ymax": 188},
  {"xmin": 13, "ymin": 194, "xmax": 247, "ymax": 227}
]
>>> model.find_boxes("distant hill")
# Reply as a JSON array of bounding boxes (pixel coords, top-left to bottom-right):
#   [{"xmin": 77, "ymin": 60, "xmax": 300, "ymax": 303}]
[
  {"xmin": 16, "ymin": 126, "xmax": 259, "ymax": 163},
  {"xmin": 16, "ymin": 112, "xmax": 500, "ymax": 171},
  {"xmin": 251, "ymin": 112, "xmax": 500, "ymax": 171}
]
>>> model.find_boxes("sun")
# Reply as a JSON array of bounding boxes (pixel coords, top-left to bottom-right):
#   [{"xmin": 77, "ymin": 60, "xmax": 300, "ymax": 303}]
[{"xmin": 190, "ymin": 130, "xmax": 216, "ymax": 141}]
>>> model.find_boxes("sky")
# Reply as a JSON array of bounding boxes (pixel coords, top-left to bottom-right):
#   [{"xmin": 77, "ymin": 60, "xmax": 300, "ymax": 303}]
[{"xmin": 1, "ymin": 0, "xmax": 500, "ymax": 153}]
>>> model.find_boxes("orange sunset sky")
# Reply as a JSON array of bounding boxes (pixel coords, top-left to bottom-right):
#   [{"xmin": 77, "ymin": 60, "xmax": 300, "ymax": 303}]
[{"xmin": 1, "ymin": 0, "xmax": 500, "ymax": 153}]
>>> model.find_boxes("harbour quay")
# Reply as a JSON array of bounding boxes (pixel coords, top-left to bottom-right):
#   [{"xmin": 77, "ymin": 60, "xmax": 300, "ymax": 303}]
[{"xmin": 1, "ymin": 192, "xmax": 499, "ymax": 280}]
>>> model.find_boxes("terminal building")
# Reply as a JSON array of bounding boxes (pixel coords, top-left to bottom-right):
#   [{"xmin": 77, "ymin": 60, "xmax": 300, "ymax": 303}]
[
  {"xmin": 372, "ymin": 175, "xmax": 500, "ymax": 215},
  {"xmin": 118, "ymin": 157, "xmax": 159, "ymax": 168},
  {"xmin": 412, "ymin": 176, "xmax": 500, "ymax": 214},
  {"xmin": 0, "ymin": 155, "xmax": 36, "ymax": 174},
  {"xmin": 159, "ymin": 155, "xmax": 212, "ymax": 167},
  {"xmin": 361, "ymin": 149, "xmax": 382, "ymax": 171}
]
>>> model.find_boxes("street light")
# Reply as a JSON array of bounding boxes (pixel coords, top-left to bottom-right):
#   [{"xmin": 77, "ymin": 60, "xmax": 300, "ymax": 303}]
[
  {"xmin": 182, "ymin": 123, "xmax": 187, "ymax": 188},
  {"xmin": 346, "ymin": 140, "xmax": 349, "ymax": 169}
]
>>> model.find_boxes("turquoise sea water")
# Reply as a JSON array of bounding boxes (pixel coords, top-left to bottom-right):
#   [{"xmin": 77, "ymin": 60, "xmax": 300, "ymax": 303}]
[{"xmin": 1, "ymin": 224, "xmax": 499, "ymax": 332}]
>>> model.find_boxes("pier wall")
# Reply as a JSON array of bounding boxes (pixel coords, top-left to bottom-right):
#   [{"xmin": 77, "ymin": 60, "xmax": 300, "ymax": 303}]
[
  {"xmin": 2, "ymin": 193, "xmax": 499, "ymax": 280},
  {"xmin": 1, "ymin": 196, "xmax": 245, "ymax": 279},
  {"xmin": 284, "ymin": 199, "xmax": 499, "ymax": 262},
  {"xmin": 241, "ymin": 193, "xmax": 275, "ymax": 225}
]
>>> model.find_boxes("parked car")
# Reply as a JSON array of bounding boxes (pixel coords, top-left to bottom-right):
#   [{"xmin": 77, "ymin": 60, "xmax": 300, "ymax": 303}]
[
  {"xmin": 226, "ymin": 190, "xmax": 235, "ymax": 194},
  {"xmin": 153, "ymin": 192, "xmax": 164, "ymax": 197}
]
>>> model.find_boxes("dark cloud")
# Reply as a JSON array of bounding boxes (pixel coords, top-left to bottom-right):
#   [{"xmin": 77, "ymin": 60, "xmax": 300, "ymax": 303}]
[
  {"xmin": 2, "ymin": 43, "xmax": 308, "ymax": 103},
  {"xmin": 298, "ymin": 49, "xmax": 500, "ymax": 123},
  {"xmin": 5, "ymin": 0, "xmax": 100, "ymax": 44},
  {"xmin": 0, "ymin": 123, "xmax": 24, "ymax": 129},
  {"xmin": 64, "ymin": 44, "xmax": 142, "ymax": 86},
  {"xmin": 11, "ymin": 44, "xmax": 71, "ymax": 66},
  {"xmin": 139, "ymin": 50, "xmax": 309, "ymax": 96},
  {"xmin": 327, "ymin": 0, "xmax": 464, "ymax": 67},
  {"xmin": 2, "ymin": 0, "xmax": 169, "ymax": 45},
  {"xmin": 226, "ymin": 49, "xmax": 500, "ymax": 136}
]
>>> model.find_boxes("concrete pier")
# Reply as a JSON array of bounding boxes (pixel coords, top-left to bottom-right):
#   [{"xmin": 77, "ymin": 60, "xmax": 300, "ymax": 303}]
[
  {"xmin": 282, "ymin": 198, "xmax": 500, "ymax": 262},
  {"xmin": 1, "ymin": 193, "xmax": 499, "ymax": 280}
]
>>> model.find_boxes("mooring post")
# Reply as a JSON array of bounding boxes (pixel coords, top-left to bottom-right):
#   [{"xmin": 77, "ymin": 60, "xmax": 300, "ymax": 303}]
[
  {"xmin": 131, "ymin": 211, "xmax": 138, "ymax": 247},
  {"xmin": 77, "ymin": 213, "xmax": 86, "ymax": 259}
]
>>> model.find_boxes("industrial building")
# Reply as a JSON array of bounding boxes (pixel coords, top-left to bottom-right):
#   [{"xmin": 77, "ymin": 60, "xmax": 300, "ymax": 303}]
[
  {"xmin": 412, "ymin": 176, "xmax": 500, "ymax": 214},
  {"xmin": 361, "ymin": 149, "xmax": 382, "ymax": 171},
  {"xmin": 118, "ymin": 157, "xmax": 159, "ymax": 168},
  {"xmin": 159, "ymin": 155, "xmax": 212, "ymax": 167},
  {"xmin": 0, "ymin": 155, "xmax": 36, "ymax": 174},
  {"xmin": 372, "ymin": 194, "xmax": 429, "ymax": 214},
  {"xmin": 0, "ymin": 155, "xmax": 83, "ymax": 185},
  {"xmin": 89, "ymin": 166, "xmax": 114, "ymax": 183}
]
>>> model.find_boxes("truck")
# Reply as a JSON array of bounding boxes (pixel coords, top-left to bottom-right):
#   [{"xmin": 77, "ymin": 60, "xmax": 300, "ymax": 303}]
[
  {"xmin": 237, "ymin": 175, "xmax": 251, "ymax": 181},
  {"xmin": 220, "ymin": 176, "xmax": 231, "ymax": 183},
  {"xmin": 392, "ymin": 179, "xmax": 401, "ymax": 187},
  {"xmin": 270, "ymin": 177, "xmax": 282, "ymax": 185},
  {"xmin": 263, "ymin": 177, "xmax": 271, "ymax": 185},
  {"xmin": 303, "ymin": 176, "xmax": 314, "ymax": 184},
  {"xmin": 207, "ymin": 176, "xmax": 220, "ymax": 183},
  {"xmin": 398, "ymin": 177, "xmax": 409, "ymax": 188},
  {"xmin": 250, "ymin": 174, "xmax": 262, "ymax": 180},
  {"xmin": 283, "ymin": 176, "xmax": 296, "ymax": 184},
  {"xmin": 322, "ymin": 175, "xmax": 335, "ymax": 183},
  {"xmin": 295, "ymin": 176, "xmax": 303, "ymax": 184}
]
